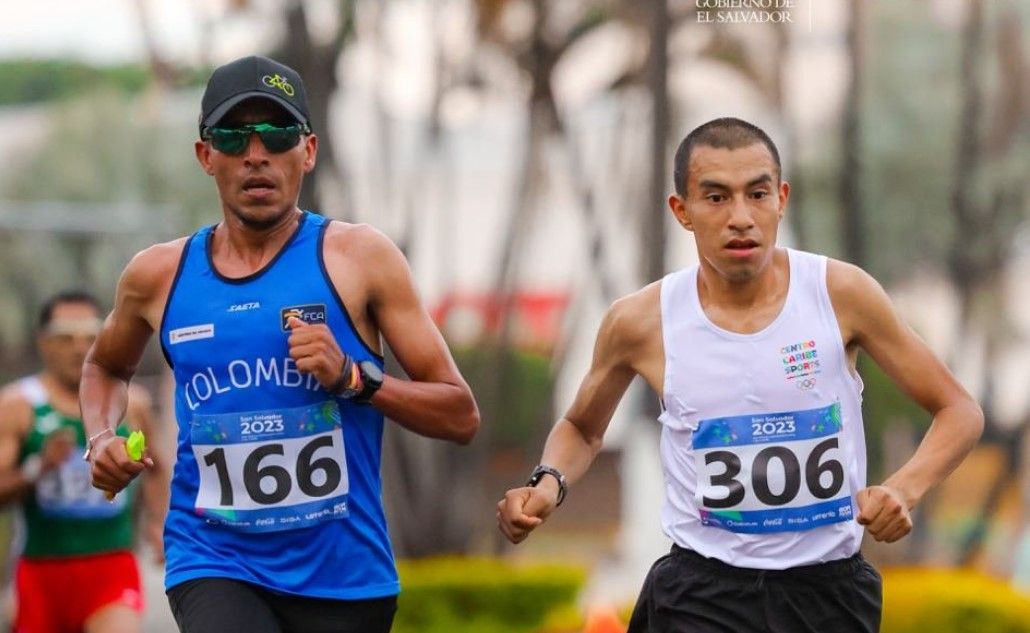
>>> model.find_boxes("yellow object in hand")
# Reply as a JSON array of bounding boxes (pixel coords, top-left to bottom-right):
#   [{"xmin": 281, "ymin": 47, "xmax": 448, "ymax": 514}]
[
  {"xmin": 126, "ymin": 430, "xmax": 146, "ymax": 461},
  {"xmin": 106, "ymin": 430, "xmax": 146, "ymax": 501}
]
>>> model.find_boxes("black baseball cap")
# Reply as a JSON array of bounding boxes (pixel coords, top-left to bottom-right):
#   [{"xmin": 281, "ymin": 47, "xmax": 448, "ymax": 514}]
[{"xmin": 199, "ymin": 55, "xmax": 310, "ymax": 135}]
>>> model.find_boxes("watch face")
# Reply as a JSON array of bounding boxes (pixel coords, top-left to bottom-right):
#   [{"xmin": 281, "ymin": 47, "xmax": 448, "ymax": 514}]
[{"xmin": 359, "ymin": 360, "xmax": 384, "ymax": 384}]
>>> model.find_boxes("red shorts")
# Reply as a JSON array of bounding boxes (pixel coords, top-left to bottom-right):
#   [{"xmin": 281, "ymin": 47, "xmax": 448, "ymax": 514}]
[{"xmin": 15, "ymin": 550, "xmax": 144, "ymax": 633}]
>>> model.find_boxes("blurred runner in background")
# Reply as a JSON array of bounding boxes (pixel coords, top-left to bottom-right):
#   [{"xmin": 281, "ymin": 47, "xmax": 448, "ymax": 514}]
[{"xmin": 0, "ymin": 290, "xmax": 167, "ymax": 633}]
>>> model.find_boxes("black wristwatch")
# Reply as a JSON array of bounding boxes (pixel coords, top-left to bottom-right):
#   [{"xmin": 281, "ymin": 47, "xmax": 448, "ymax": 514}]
[
  {"xmin": 352, "ymin": 360, "xmax": 384, "ymax": 403},
  {"xmin": 526, "ymin": 464, "xmax": 567, "ymax": 506}
]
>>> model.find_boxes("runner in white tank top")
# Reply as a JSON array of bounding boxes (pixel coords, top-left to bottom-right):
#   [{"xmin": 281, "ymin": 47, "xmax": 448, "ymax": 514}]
[
  {"xmin": 498, "ymin": 118, "xmax": 983, "ymax": 633},
  {"xmin": 659, "ymin": 248, "xmax": 865, "ymax": 568}
]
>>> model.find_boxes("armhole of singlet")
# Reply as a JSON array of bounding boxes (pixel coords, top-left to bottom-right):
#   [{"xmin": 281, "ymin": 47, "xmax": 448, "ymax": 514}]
[
  {"xmin": 658, "ymin": 271, "xmax": 677, "ymax": 414},
  {"xmin": 816, "ymin": 255, "xmax": 863, "ymax": 388},
  {"xmin": 18, "ymin": 376, "xmax": 47, "ymax": 408},
  {"xmin": 158, "ymin": 234, "xmax": 197, "ymax": 370},
  {"xmin": 317, "ymin": 220, "xmax": 385, "ymax": 363}
]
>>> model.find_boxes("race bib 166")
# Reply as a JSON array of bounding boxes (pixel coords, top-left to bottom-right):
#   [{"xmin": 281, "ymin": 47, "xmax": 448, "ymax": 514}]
[{"xmin": 191, "ymin": 401, "xmax": 349, "ymax": 533}]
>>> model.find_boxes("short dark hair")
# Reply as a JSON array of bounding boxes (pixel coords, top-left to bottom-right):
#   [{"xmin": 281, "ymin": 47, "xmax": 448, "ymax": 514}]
[
  {"xmin": 672, "ymin": 117, "xmax": 782, "ymax": 195},
  {"xmin": 38, "ymin": 290, "xmax": 101, "ymax": 330}
]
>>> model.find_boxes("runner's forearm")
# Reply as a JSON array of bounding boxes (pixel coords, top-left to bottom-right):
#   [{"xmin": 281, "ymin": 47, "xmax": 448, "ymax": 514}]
[
  {"xmin": 370, "ymin": 376, "xmax": 479, "ymax": 444},
  {"xmin": 882, "ymin": 399, "xmax": 983, "ymax": 509},
  {"xmin": 540, "ymin": 417, "xmax": 604, "ymax": 487},
  {"xmin": 79, "ymin": 360, "xmax": 131, "ymax": 439}
]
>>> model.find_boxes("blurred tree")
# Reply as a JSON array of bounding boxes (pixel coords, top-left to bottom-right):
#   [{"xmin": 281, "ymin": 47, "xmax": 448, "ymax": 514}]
[
  {"xmin": 473, "ymin": 0, "xmax": 616, "ymax": 403},
  {"xmin": 470, "ymin": 0, "xmax": 612, "ymax": 555},
  {"xmin": 0, "ymin": 90, "xmax": 206, "ymax": 380},
  {"xmin": 377, "ymin": 2, "xmax": 484, "ymax": 556},
  {"xmin": 643, "ymin": 0, "xmax": 669, "ymax": 286},
  {"xmin": 273, "ymin": 0, "xmax": 357, "ymax": 216},
  {"xmin": 773, "ymin": 16, "xmax": 807, "ymax": 249},
  {"xmin": 839, "ymin": 0, "xmax": 867, "ymax": 268},
  {"xmin": 948, "ymin": 0, "xmax": 1027, "ymax": 566},
  {"xmin": 132, "ymin": 0, "xmax": 179, "ymax": 89}
]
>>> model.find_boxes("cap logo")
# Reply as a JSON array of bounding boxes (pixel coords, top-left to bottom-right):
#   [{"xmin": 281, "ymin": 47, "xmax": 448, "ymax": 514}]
[{"xmin": 262, "ymin": 74, "xmax": 295, "ymax": 97}]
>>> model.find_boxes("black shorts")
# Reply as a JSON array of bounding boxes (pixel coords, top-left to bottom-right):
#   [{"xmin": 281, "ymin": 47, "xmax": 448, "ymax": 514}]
[
  {"xmin": 628, "ymin": 545, "xmax": 882, "ymax": 633},
  {"xmin": 167, "ymin": 577, "xmax": 397, "ymax": 633}
]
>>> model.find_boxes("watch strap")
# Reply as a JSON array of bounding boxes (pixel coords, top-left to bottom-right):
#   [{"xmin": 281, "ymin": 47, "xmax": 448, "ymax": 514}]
[
  {"xmin": 352, "ymin": 361, "xmax": 383, "ymax": 404},
  {"xmin": 526, "ymin": 464, "xmax": 567, "ymax": 506}
]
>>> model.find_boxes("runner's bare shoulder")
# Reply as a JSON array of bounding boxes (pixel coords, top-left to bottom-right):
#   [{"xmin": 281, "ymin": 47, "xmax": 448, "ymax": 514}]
[
  {"xmin": 321, "ymin": 220, "xmax": 411, "ymax": 305},
  {"xmin": 603, "ymin": 281, "xmax": 662, "ymax": 354},
  {"xmin": 322, "ymin": 220, "xmax": 399, "ymax": 262},
  {"xmin": 824, "ymin": 258, "xmax": 887, "ymax": 346},
  {"xmin": 120, "ymin": 238, "xmax": 191, "ymax": 301},
  {"xmin": 0, "ymin": 383, "xmax": 33, "ymax": 437}
]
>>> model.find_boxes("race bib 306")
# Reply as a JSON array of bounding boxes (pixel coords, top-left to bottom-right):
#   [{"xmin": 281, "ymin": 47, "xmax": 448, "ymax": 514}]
[{"xmin": 692, "ymin": 402, "xmax": 853, "ymax": 534}]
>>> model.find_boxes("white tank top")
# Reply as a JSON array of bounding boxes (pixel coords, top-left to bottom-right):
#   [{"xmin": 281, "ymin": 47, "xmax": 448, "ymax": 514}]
[{"xmin": 657, "ymin": 248, "xmax": 866, "ymax": 569}]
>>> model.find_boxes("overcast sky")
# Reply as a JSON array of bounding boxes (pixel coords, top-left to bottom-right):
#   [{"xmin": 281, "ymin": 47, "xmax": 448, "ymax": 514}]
[{"xmin": 0, "ymin": 0, "xmax": 294, "ymax": 65}]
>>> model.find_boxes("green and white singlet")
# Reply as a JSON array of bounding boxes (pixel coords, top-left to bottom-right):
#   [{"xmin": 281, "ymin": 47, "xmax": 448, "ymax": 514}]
[{"xmin": 17, "ymin": 376, "xmax": 135, "ymax": 558}]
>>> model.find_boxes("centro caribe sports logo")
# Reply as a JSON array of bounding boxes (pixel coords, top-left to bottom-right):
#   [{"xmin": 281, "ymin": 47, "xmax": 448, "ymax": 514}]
[
  {"xmin": 780, "ymin": 339, "xmax": 821, "ymax": 384},
  {"xmin": 262, "ymin": 74, "xmax": 295, "ymax": 97}
]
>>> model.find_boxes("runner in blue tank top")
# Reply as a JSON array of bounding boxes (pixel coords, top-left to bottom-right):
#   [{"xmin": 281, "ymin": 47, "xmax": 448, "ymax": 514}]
[
  {"xmin": 498, "ymin": 118, "xmax": 984, "ymax": 633},
  {"xmin": 79, "ymin": 55, "xmax": 480, "ymax": 633}
]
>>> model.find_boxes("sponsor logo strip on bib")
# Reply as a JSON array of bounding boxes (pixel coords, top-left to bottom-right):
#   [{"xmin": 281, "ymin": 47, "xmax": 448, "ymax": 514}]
[
  {"xmin": 191, "ymin": 400, "xmax": 349, "ymax": 533},
  {"xmin": 692, "ymin": 402, "xmax": 853, "ymax": 534}
]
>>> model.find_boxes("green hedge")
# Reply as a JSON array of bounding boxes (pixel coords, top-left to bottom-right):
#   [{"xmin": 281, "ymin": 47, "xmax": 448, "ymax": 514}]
[
  {"xmin": 882, "ymin": 567, "xmax": 1030, "ymax": 633},
  {"xmin": 395, "ymin": 560, "xmax": 1030, "ymax": 632},
  {"xmin": 394, "ymin": 557, "xmax": 586, "ymax": 633}
]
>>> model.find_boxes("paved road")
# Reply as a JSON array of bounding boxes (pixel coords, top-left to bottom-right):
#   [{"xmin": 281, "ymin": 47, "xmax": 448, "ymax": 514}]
[{"xmin": 140, "ymin": 554, "xmax": 178, "ymax": 632}]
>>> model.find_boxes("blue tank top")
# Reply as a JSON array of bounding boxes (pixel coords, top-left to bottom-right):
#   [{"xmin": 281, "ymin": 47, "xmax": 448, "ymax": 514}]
[{"xmin": 160, "ymin": 211, "xmax": 398, "ymax": 599}]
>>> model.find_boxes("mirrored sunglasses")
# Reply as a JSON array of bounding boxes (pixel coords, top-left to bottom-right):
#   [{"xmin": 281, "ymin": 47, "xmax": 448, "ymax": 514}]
[{"xmin": 202, "ymin": 122, "xmax": 310, "ymax": 155}]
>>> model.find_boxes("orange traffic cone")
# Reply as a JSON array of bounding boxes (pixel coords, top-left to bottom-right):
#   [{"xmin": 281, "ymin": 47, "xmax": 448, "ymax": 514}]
[{"xmin": 582, "ymin": 605, "xmax": 626, "ymax": 633}]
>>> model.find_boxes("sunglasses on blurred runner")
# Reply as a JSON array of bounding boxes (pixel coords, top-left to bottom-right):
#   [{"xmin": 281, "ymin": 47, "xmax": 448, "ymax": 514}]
[
  {"xmin": 43, "ymin": 318, "xmax": 103, "ymax": 338},
  {"xmin": 201, "ymin": 122, "xmax": 310, "ymax": 155}
]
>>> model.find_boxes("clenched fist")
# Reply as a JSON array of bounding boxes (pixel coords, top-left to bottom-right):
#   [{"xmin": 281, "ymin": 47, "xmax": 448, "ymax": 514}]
[
  {"xmin": 856, "ymin": 485, "xmax": 912, "ymax": 543},
  {"xmin": 497, "ymin": 480, "xmax": 560, "ymax": 544},
  {"xmin": 286, "ymin": 316, "xmax": 351, "ymax": 393},
  {"xmin": 88, "ymin": 434, "xmax": 152, "ymax": 497}
]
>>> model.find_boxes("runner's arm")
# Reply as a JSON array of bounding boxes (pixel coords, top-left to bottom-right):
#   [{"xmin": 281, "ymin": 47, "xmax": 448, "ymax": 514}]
[
  {"xmin": 81, "ymin": 246, "xmax": 175, "ymax": 494},
  {"xmin": 540, "ymin": 301, "xmax": 641, "ymax": 488},
  {"xmin": 356, "ymin": 227, "xmax": 480, "ymax": 444},
  {"xmin": 829, "ymin": 260, "xmax": 984, "ymax": 511},
  {"xmin": 0, "ymin": 389, "xmax": 35, "ymax": 504},
  {"xmin": 498, "ymin": 295, "xmax": 645, "ymax": 543}
]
